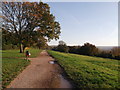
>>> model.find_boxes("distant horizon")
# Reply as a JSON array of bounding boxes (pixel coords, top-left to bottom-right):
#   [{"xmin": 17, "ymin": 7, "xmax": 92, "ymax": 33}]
[
  {"xmin": 48, "ymin": 44, "xmax": 118, "ymax": 51},
  {"xmin": 48, "ymin": 43, "xmax": 118, "ymax": 47}
]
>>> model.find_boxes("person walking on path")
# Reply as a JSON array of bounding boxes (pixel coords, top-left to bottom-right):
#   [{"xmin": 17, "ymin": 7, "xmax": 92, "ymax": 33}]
[{"xmin": 25, "ymin": 51, "xmax": 30, "ymax": 60}]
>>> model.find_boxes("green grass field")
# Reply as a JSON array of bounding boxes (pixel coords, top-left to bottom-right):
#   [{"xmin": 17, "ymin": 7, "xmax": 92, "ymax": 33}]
[
  {"xmin": 2, "ymin": 48, "xmax": 41, "ymax": 58},
  {"xmin": 48, "ymin": 50, "xmax": 120, "ymax": 89},
  {"xmin": 2, "ymin": 48, "xmax": 41, "ymax": 88}
]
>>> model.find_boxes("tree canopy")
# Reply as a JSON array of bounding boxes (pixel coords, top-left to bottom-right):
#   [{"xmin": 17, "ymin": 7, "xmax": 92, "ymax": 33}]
[
  {"xmin": 78, "ymin": 43, "xmax": 99, "ymax": 56},
  {"xmin": 52, "ymin": 41, "xmax": 69, "ymax": 53},
  {"xmin": 2, "ymin": 2, "xmax": 61, "ymax": 52}
]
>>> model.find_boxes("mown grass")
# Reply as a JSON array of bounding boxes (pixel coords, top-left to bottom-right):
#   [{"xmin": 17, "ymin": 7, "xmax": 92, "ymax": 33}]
[
  {"xmin": 48, "ymin": 50, "xmax": 120, "ymax": 89},
  {"xmin": 2, "ymin": 58, "xmax": 29, "ymax": 88},
  {"xmin": 2, "ymin": 48, "xmax": 41, "ymax": 88},
  {"xmin": 2, "ymin": 48, "xmax": 41, "ymax": 58}
]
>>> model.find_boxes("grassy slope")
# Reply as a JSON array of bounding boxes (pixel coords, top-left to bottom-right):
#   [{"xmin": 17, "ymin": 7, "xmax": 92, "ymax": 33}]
[
  {"xmin": 48, "ymin": 50, "xmax": 119, "ymax": 88},
  {"xmin": 2, "ymin": 48, "xmax": 41, "ymax": 88}
]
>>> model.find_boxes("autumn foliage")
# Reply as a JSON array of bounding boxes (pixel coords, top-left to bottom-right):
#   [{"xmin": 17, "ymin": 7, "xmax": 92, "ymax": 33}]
[{"xmin": 2, "ymin": 2, "xmax": 61, "ymax": 52}]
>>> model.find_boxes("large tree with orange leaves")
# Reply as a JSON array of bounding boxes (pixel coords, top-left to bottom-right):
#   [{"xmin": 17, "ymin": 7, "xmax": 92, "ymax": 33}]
[{"xmin": 2, "ymin": 2, "xmax": 61, "ymax": 53}]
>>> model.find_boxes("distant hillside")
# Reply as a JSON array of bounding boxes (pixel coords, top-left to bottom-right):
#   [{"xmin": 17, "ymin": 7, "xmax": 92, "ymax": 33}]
[{"xmin": 97, "ymin": 46, "xmax": 117, "ymax": 51}]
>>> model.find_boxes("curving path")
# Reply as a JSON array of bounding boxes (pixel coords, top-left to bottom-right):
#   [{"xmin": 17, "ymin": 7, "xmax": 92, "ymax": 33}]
[{"xmin": 7, "ymin": 50, "xmax": 72, "ymax": 88}]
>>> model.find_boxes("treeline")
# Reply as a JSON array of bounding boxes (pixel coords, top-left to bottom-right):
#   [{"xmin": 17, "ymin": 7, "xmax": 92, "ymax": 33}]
[{"xmin": 51, "ymin": 41, "xmax": 120, "ymax": 60}]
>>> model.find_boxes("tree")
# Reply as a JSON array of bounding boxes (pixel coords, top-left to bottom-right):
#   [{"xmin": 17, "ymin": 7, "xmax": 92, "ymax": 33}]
[
  {"xmin": 36, "ymin": 37, "xmax": 48, "ymax": 49},
  {"xmin": 54, "ymin": 41, "xmax": 69, "ymax": 53},
  {"xmin": 2, "ymin": 2, "xmax": 61, "ymax": 53},
  {"xmin": 2, "ymin": 28, "xmax": 18, "ymax": 50},
  {"xmin": 78, "ymin": 43, "xmax": 99, "ymax": 56},
  {"xmin": 59, "ymin": 41, "xmax": 66, "ymax": 45}
]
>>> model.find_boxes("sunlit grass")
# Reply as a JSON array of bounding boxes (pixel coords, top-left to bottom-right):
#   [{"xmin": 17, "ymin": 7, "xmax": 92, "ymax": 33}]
[
  {"xmin": 2, "ymin": 58, "xmax": 29, "ymax": 88},
  {"xmin": 2, "ymin": 48, "xmax": 41, "ymax": 88},
  {"xmin": 48, "ymin": 50, "xmax": 120, "ymax": 88},
  {"xmin": 2, "ymin": 48, "xmax": 41, "ymax": 58}
]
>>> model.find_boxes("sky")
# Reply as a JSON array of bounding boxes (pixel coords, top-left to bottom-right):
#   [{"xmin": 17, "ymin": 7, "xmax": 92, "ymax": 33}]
[
  {"xmin": 46, "ymin": 2, "xmax": 118, "ymax": 46},
  {"xmin": 28, "ymin": 0, "xmax": 118, "ymax": 46}
]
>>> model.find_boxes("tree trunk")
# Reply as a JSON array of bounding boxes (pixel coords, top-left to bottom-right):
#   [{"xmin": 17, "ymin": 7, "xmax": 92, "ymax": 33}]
[
  {"xmin": 20, "ymin": 43, "xmax": 23, "ymax": 53},
  {"xmin": 23, "ymin": 46, "xmax": 26, "ymax": 53}
]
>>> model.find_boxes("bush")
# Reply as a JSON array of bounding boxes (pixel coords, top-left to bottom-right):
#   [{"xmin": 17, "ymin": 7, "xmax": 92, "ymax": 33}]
[{"xmin": 97, "ymin": 51, "xmax": 112, "ymax": 58}]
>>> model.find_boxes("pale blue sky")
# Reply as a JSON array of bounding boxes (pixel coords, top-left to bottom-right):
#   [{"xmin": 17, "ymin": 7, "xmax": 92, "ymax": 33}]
[
  {"xmin": 28, "ymin": 1, "xmax": 118, "ymax": 46},
  {"xmin": 46, "ymin": 2, "xmax": 118, "ymax": 46}
]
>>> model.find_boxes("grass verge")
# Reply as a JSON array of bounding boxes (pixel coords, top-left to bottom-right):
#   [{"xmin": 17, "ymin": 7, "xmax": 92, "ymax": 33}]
[
  {"xmin": 2, "ymin": 48, "xmax": 41, "ymax": 88},
  {"xmin": 48, "ymin": 50, "xmax": 120, "ymax": 89},
  {"xmin": 2, "ymin": 58, "xmax": 29, "ymax": 88}
]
